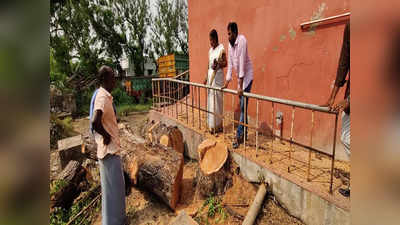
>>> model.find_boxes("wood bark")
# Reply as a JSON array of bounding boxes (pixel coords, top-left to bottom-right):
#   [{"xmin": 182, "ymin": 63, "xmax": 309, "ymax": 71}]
[
  {"xmin": 82, "ymin": 123, "xmax": 184, "ymax": 209},
  {"xmin": 143, "ymin": 121, "xmax": 184, "ymax": 154},
  {"xmin": 194, "ymin": 140, "xmax": 231, "ymax": 199},
  {"xmin": 50, "ymin": 160, "xmax": 88, "ymax": 209},
  {"xmin": 123, "ymin": 143, "xmax": 184, "ymax": 210}
]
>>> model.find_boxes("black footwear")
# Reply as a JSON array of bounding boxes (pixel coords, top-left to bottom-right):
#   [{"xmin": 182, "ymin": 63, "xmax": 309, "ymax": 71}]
[
  {"xmin": 233, "ymin": 137, "xmax": 243, "ymax": 149},
  {"xmin": 339, "ymin": 188, "xmax": 350, "ymax": 197}
]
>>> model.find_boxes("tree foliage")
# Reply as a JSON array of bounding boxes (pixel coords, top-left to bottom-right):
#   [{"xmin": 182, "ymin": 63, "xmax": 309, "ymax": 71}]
[
  {"xmin": 150, "ymin": 0, "xmax": 188, "ymax": 59},
  {"xmin": 50, "ymin": 0, "xmax": 188, "ymax": 115}
]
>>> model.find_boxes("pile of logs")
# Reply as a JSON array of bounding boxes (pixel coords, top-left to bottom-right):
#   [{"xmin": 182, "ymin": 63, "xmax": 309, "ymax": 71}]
[{"xmin": 82, "ymin": 121, "xmax": 186, "ymax": 210}]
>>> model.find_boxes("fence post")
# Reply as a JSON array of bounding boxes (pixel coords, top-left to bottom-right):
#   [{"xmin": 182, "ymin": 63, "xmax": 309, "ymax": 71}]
[{"xmin": 307, "ymin": 110, "xmax": 315, "ymax": 181}]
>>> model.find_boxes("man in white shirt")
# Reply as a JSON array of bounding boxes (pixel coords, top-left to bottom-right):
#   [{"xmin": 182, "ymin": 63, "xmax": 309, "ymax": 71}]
[{"xmin": 91, "ymin": 66, "xmax": 126, "ymax": 225}]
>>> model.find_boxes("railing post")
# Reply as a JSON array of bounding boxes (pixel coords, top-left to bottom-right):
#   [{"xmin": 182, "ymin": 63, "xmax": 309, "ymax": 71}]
[
  {"xmin": 232, "ymin": 94, "xmax": 235, "ymax": 140},
  {"xmin": 176, "ymin": 82, "xmax": 178, "ymax": 120},
  {"xmin": 307, "ymin": 110, "xmax": 315, "ymax": 182},
  {"xmin": 169, "ymin": 81, "xmax": 171, "ymax": 116},
  {"xmin": 256, "ymin": 100, "xmax": 259, "ymax": 157},
  {"xmin": 186, "ymin": 84, "xmax": 189, "ymax": 124},
  {"xmin": 289, "ymin": 106, "xmax": 295, "ymax": 173},
  {"xmin": 214, "ymin": 87, "xmax": 216, "ymax": 134},
  {"xmin": 192, "ymin": 85, "xmax": 194, "ymax": 128},
  {"xmin": 223, "ymin": 91, "xmax": 225, "ymax": 141},
  {"xmin": 180, "ymin": 82, "xmax": 183, "ymax": 117},
  {"xmin": 151, "ymin": 80, "xmax": 154, "ymax": 110},
  {"xmin": 270, "ymin": 102, "xmax": 275, "ymax": 164},
  {"xmin": 330, "ymin": 113, "xmax": 338, "ymax": 193},
  {"xmin": 158, "ymin": 80, "xmax": 161, "ymax": 112},
  {"xmin": 244, "ymin": 96, "xmax": 247, "ymax": 152},
  {"xmin": 198, "ymin": 86, "xmax": 201, "ymax": 130}
]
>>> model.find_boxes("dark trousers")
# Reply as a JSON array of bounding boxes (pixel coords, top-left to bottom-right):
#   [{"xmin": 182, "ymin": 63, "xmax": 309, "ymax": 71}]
[{"xmin": 237, "ymin": 80, "xmax": 253, "ymax": 139}]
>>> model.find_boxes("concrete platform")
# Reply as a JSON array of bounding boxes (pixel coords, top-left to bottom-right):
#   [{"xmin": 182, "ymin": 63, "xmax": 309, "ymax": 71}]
[{"xmin": 149, "ymin": 109, "xmax": 350, "ymax": 225}]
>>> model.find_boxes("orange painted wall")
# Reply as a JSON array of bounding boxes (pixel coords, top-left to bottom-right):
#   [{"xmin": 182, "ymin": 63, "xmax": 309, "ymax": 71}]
[{"xmin": 188, "ymin": 0, "xmax": 350, "ymax": 155}]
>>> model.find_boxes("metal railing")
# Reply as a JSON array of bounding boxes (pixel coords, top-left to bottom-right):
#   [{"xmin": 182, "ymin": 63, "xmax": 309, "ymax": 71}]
[{"xmin": 151, "ymin": 77, "xmax": 339, "ymax": 193}]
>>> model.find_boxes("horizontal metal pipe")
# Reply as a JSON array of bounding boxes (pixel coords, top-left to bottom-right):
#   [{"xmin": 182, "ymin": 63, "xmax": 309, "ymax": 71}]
[
  {"xmin": 152, "ymin": 78, "xmax": 335, "ymax": 113},
  {"xmin": 173, "ymin": 70, "xmax": 189, "ymax": 79},
  {"xmin": 300, "ymin": 12, "xmax": 350, "ymax": 30}
]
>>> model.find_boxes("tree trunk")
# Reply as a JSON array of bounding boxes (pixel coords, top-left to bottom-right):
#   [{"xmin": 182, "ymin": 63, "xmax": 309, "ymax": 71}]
[
  {"xmin": 82, "ymin": 123, "xmax": 184, "ymax": 210},
  {"xmin": 194, "ymin": 140, "xmax": 231, "ymax": 199},
  {"xmin": 144, "ymin": 121, "xmax": 184, "ymax": 154},
  {"xmin": 123, "ymin": 143, "xmax": 184, "ymax": 210}
]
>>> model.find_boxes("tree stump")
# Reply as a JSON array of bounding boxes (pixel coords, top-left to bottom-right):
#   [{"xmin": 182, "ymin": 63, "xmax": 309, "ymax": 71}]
[{"xmin": 194, "ymin": 140, "xmax": 231, "ymax": 198}]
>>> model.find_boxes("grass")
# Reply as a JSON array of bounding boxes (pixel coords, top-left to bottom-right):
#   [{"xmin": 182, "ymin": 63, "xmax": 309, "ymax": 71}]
[
  {"xmin": 194, "ymin": 194, "xmax": 227, "ymax": 225},
  {"xmin": 50, "ymin": 183, "xmax": 101, "ymax": 225},
  {"xmin": 50, "ymin": 179, "xmax": 68, "ymax": 196},
  {"xmin": 116, "ymin": 100, "xmax": 152, "ymax": 117}
]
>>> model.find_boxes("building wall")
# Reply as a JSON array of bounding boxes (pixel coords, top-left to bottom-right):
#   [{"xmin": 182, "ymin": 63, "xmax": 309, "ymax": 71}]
[{"xmin": 189, "ymin": 0, "xmax": 350, "ymax": 159}]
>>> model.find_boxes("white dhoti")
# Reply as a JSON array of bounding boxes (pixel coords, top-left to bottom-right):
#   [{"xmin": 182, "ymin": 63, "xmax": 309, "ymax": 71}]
[
  {"xmin": 207, "ymin": 44, "xmax": 225, "ymax": 131},
  {"xmin": 341, "ymin": 111, "xmax": 350, "ymax": 156}
]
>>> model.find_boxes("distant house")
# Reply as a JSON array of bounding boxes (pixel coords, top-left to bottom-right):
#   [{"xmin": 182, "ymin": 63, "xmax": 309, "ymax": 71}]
[
  {"xmin": 121, "ymin": 57, "xmax": 156, "ymax": 77},
  {"xmin": 144, "ymin": 58, "xmax": 156, "ymax": 76}
]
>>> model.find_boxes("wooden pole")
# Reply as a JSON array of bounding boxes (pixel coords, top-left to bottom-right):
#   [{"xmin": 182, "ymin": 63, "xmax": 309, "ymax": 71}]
[{"xmin": 241, "ymin": 184, "xmax": 267, "ymax": 225}]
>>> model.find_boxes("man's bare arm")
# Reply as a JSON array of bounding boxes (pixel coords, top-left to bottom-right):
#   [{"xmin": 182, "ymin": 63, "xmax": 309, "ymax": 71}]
[
  {"xmin": 321, "ymin": 85, "xmax": 339, "ymax": 108},
  {"xmin": 92, "ymin": 110, "xmax": 111, "ymax": 145},
  {"xmin": 238, "ymin": 78, "xmax": 244, "ymax": 96}
]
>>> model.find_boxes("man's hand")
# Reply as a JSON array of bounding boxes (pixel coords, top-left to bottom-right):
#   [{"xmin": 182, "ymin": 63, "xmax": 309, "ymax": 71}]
[
  {"xmin": 331, "ymin": 99, "xmax": 349, "ymax": 112},
  {"xmin": 103, "ymin": 133, "xmax": 111, "ymax": 145},
  {"xmin": 212, "ymin": 59, "xmax": 218, "ymax": 70},
  {"xmin": 203, "ymin": 78, "xmax": 208, "ymax": 85},
  {"xmin": 221, "ymin": 82, "xmax": 228, "ymax": 89},
  {"xmin": 93, "ymin": 110, "xmax": 112, "ymax": 146},
  {"xmin": 237, "ymin": 88, "xmax": 243, "ymax": 96}
]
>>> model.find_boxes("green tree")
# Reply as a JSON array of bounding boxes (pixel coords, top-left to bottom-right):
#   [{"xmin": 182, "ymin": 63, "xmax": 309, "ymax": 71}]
[
  {"xmin": 150, "ymin": 0, "xmax": 188, "ymax": 60},
  {"xmin": 114, "ymin": 0, "xmax": 151, "ymax": 75}
]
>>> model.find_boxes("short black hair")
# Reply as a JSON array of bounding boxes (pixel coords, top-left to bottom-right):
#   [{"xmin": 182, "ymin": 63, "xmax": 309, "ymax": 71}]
[
  {"xmin": 98, "ymin": 65, "xmax": 114, "ymax": 84},
  {"xmin": 209, "ymin": 29, "xmax": 218, "ymax": 43},
  {"xmin": 227, "ymin": 22, "xmax": 238, "ymax": 35}
]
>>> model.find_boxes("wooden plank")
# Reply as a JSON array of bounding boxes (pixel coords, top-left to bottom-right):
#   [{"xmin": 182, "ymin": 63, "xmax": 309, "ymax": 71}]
[{"xmin": 57, "ymin": 135, "xmax": 83, "ymax": 151}]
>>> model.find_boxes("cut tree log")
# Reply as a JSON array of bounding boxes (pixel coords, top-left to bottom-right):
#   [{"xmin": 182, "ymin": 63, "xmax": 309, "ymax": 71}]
[
  {"xmin": 82, "ymin": 122, "xmax": 184, "ymax": 209},
  {"xmin": 200, "ymin": 142, "xmax": 228, "ymax": 175},
  {"xmin": 194, "ymin": 140, "xmax": 231, "ymax": 198},
  {"xmin": 143, "ymin": 121, "xmax": 184, "ymax": 154},
  {"xmin": 57, "ymin": 135, "xmax": 85, "ymax": 168},
  {"xmin": 50, "ymin": 160, "xmax": 88, "ymax": 209},
  {"xmin": 241, "ymin": 184, "xmax": 267, "ymax": 225},
  {"xmin": 81, "ymin": 135, "xmax": 98, "ymax": 161},
  {"xmin": 197, "ymin": 139, "xmax": 216, "ymax": 162},
  {"xmin": 123, "ymin": 143, "xmax": 184, "ymax": 210},
  {"xmin": 82, "ymin": 141, "xmax": 184, "ymax": 210}
]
